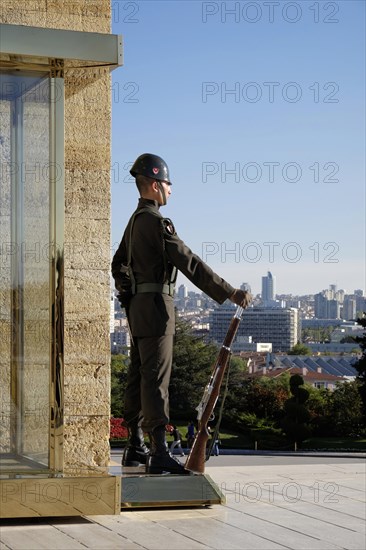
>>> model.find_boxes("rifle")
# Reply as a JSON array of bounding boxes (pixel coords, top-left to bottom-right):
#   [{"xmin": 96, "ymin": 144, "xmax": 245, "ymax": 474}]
[{"xmin": 184, "ymin": 305, "xmax": 244, "ymax": 474}]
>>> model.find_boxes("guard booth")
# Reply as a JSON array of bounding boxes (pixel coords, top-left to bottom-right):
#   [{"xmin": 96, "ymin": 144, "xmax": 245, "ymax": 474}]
[{"xmin": 0, "ymin": 23, "xmax": 122, "ymax": 518}]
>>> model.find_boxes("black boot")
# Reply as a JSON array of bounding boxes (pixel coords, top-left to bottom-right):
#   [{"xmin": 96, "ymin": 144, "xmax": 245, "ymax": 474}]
[
  {"xmin": 146, "ymin": 425, "xmax": 189, "ymax": 475},
  {"xmin": 122, "ymin": 425, "xmax": 149, "ymax": 467}
]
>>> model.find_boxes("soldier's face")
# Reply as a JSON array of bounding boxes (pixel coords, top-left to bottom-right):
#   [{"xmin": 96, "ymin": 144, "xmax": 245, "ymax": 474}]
[{"xmin": 158, "ymin": 181, "xmax": 172, "ymax": 205}]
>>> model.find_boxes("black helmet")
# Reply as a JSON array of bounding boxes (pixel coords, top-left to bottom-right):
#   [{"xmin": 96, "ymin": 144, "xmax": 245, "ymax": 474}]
[{"xmin": 130, "ymin": 153, "xmax": 172, "ymax": 184}]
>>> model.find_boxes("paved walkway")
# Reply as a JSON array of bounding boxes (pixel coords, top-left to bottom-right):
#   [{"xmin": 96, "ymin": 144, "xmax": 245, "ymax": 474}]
[{"xmin": 1, "ymin": 453, "xmax": 365, "ymax": 549}]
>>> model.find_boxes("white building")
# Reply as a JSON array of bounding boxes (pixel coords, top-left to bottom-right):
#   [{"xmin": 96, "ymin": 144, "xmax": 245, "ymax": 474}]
[{"xmin": 210, "ymin": 305, "xmax": 300, "ymax": 352}]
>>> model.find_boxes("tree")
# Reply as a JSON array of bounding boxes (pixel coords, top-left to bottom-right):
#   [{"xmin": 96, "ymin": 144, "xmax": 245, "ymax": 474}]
[
  {"xmin": 288, "ymin": 343, "xmax": 312, "ymax": 355},
  {"xmin": 223, "ymin": 374, "xmax": 290, "ymax": 432},
  {"xmin": 282, "ymin": 374, "xmax": 311, "ymax": 447},
  {"xmin": 354, "ymin": 314, "xmax": 366, "ymax": 423},
  {"xmin": 305, "ymin": 385, "xmax": 332, "ymax": 436},
  {"xmin": 111, "ymin": 353, "xmax": 130, "ymax": 417},
  {"xmin": 340, "ymin": 335, "xmax": 357, "ymax": 343},
  {"xmin": 302, "ymin": 326, "xmax": 334, "ymax": 344},
  {"xmin": 169, "ymin": 319, "xmax": 219, "ymax": 419},
  {"xmin": 329, "ymin": 381, "xmax": 364, "ymax": 436}
]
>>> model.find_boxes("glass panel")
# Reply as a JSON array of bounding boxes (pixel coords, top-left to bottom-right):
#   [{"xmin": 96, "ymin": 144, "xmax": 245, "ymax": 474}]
[
  {"xmin": 0, "ymin": 72, "xmax": 51, "ymax": 473},
  {"xmin": 23, "ymin": 78, "xmax": 50, "ymax": 466}
]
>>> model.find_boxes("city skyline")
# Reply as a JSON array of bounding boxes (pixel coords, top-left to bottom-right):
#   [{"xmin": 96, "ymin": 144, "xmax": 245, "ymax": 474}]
[
  {"xmin": 111, "ymin": 1, "xmax": 365, "ymax": 296},
  {"xmin": 110, "ymin": 267, "xmax": 364, "ymax": 299},
  {"xmin": 173, "ymin": 272, "xmax": 364, "ymax": 299}
]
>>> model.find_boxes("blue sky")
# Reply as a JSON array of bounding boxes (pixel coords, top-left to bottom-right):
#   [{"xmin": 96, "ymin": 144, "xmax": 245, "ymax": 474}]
[{"xmin": 111, "ymin": 0, "xmax": 365, "ymax": 296}]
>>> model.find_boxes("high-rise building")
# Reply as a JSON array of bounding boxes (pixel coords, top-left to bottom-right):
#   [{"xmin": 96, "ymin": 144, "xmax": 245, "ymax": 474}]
[
  {"xmin": 261, "ymin": 271, "xmax": 276, "ymax": 306},
  {"xmin": 328, "ymin": 299, "xmax": 341, "ymax": 319},
  {"xmin": 314, "ymin": 292, "xmax": 328, "ymax": 319},
  {"xmin": 111, "ymin": 318, "xmax": 131, "ymax": 354},
  {"xmin": 353, "ymin": 290, "xmax": 366, "ymax": 315},
  {"xmin": 315, "ymin": 288, "xmax": 342, "ymax": 319},
  {"xmin": 178, "ymin": 284, "xmax": 188, "ymax": 299},
  {"xmin": 342, "ymin": 297, "xmax": 357, "ymax": 320},
  {"xmin": 355, "ymin": 295, "xmax": 366, "ymax": 314}
]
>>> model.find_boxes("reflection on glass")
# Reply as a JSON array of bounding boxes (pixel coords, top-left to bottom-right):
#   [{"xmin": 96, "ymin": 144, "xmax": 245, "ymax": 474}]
[{"xmin": 0, "ymin": 72, "xmax": 51, "ymax": 472}]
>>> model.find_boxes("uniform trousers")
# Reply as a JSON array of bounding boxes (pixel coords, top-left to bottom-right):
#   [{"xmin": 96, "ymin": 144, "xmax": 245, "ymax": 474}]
[{"xmin": 124, "ymin": 334, "xmax": 173, "ymax": 433}]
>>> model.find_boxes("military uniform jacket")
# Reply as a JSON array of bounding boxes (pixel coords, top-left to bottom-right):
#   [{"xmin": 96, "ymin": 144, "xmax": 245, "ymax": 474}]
[{"xmin": 111, "ymin": 198, "xmax": 235, "ymax": 337}]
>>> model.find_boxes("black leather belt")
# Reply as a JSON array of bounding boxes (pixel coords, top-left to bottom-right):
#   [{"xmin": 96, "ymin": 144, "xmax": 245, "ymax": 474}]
[{"xmin": 136, "ymin": 283, "xmax": 172, "ymax": 295}]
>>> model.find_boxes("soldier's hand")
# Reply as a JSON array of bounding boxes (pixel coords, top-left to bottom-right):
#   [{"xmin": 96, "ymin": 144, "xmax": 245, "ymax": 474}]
[{"xmin": 230, "ymin": 289, "xmax": 252, "ymax": 309}]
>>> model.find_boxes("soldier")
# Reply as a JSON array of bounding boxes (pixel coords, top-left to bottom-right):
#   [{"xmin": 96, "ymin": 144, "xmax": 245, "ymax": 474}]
[{"xmin": 111, "ymin": 153, "xmax": 252, "ymax": 474}]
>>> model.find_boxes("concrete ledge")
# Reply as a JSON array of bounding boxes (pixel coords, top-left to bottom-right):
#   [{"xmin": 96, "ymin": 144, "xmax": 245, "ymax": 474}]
[{"xmin": 0, "ymin": 475, "xmax": 121, "ymax": 518}]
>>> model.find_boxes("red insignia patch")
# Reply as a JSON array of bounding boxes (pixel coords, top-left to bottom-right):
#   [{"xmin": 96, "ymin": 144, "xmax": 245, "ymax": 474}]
[
  {"xmin": 152, "ymin": 167, "xmax": 159, "ymax": 175},
  {"xmin": 162, "ymin": 218, "xmax": 176, "ymax": 236}
]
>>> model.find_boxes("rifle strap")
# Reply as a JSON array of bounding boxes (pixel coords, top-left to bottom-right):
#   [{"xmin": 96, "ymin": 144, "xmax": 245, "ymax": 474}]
[{"xmin": 205, "ymin": 352, "xmax": 232, "ymax": 461}]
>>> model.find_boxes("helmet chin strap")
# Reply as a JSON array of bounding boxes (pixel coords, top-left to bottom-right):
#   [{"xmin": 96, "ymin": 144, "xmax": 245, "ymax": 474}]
[{"xmin": 157, "ymin": 181, "xmax": 167, "ymax": 206}]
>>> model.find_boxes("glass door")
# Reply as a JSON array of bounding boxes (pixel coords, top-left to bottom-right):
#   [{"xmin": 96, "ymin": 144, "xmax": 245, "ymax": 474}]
[{"xmin": 0, "ymin": 71, "xmax": 61, "ymax": 474}]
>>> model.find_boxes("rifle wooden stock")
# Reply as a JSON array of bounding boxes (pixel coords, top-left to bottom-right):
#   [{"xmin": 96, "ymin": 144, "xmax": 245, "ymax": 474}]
[{"xmin": 185, "ymin": 306, "xmax": 244, "ymax": 474}]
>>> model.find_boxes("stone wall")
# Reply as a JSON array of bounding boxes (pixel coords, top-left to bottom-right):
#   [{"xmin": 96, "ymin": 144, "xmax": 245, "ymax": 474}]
[
  {"xmin": 0, "ymin": 1, "xmax": 110, "ymax": 33},
  {"xmin": 1, "ymin": 1, "xmax": 113, "ymax": 473},
  {"xmin": 63, "ymin": 64, "xmax": 112, "ymax": 473}
]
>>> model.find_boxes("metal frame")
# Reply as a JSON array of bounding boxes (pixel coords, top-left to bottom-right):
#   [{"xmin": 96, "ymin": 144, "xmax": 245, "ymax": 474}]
[
  {"xmin": 0, "ymin": 24, "xmax": 123, "ymax": 69},
  {"xmin": 10, "ymin": 92, "xmax": 24, "ymax": 457},
  {"xmin": 49, "ymin": 76, "xmax": 65, "ymax": 474}
]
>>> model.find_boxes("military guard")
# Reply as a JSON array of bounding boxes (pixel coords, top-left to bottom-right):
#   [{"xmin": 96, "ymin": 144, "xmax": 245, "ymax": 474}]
[{"xmin": 111, "ymin": 153, "xmax": 252, "ymax": 474}]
